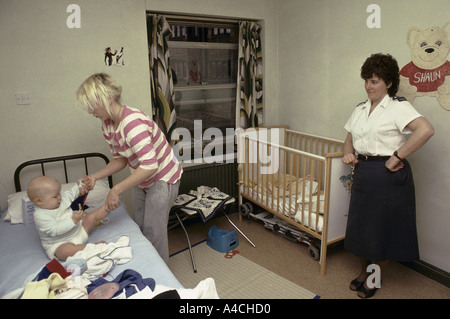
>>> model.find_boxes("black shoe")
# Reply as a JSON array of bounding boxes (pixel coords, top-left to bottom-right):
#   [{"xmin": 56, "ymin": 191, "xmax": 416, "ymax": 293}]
[
  {"xmin": 349, "ymin": 278, "xmax": 364, "ymax": 291},
  {"xmin": 357, "ymin": 283, "xmax": 379, "ymax": 298}
]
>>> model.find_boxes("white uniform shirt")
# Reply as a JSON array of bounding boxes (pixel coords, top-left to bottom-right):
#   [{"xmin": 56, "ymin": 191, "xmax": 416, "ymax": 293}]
[{"xmin": 344, "ymin": 94, "xmax": 422, "ymax": 156}]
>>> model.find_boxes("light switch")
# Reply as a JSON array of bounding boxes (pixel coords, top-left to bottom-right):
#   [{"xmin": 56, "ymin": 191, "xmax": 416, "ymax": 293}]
[{"xmin": 15, "ymin": 92, "xmax": 31, "ymax": 105}]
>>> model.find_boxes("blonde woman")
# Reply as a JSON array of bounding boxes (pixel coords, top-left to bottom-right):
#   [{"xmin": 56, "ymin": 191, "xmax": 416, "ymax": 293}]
[{"xmin": 76, "ymin": 73, "xmax": 182, "ymax": 263}]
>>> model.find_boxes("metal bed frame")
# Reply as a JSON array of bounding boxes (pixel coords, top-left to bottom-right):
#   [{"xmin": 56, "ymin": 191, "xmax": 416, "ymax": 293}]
[{"xmin": 14, "ymin": 153, "xmax": 113, "ymax": 192}]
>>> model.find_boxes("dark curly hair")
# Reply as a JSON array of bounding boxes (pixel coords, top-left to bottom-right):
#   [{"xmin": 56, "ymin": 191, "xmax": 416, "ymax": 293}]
[{"xmin": 360, "ymin": 53, "xmax": 400, "ymax": 97}]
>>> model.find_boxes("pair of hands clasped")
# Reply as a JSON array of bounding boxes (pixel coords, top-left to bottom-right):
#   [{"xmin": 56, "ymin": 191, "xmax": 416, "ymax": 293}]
[
  {"xmin": 78, "ymin": 175, "xmax": 120, "ymax": 213},
  {"xmin": 342, "ymin": 153, "xmax": 404, "ymax": 172}
]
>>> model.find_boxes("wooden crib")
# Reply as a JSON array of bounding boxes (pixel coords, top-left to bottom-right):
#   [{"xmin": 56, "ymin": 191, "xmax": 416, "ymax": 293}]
[{"xmin": 237, "ymin": 126, "xmax": 352, "ymax": 276}]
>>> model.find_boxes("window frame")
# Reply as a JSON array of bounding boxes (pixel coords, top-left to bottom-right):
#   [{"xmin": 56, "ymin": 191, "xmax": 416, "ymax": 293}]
[{"xmin": 160, "ymin": 15, "xmax": 240, "ymax": 164}]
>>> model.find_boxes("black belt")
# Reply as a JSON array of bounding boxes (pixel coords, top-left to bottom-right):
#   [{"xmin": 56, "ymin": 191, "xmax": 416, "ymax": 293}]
[{"xmin": 357, "ymin": 154, "xmax": 390, "ymax": 161}]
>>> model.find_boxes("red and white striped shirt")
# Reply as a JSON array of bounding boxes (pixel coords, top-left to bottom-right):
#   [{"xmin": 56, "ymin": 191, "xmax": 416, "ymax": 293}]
[{"xmin": 102, "ymin": 106, "xmax": 182, "ymax": 189}]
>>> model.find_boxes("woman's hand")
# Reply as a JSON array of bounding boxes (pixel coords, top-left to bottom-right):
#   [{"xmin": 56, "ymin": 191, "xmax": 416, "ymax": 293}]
[
  {"xmin": 80, "ymin": 175, "xmax": 96, "ymax": 192},
  {"xmin": 77, "ymin": 176, "xmax": 94, "ymax": 196},
  {"xmin": 342, "ymin": 153, "xmax": 359, "ymax": 166},
  {"xmin": 385, "ymin": 156, "xmax": 404, "ymax": 172},
  {"xmin": 342, "ymin": 133, "xmax": 358, "ymax": 167},
  {"xmin": 105, "ymin": 187, "xmax": 121, "ymax": 212}
]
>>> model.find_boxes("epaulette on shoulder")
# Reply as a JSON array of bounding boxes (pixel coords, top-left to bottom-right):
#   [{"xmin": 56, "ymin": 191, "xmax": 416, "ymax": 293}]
[
  {"xmin": 356, "ymin": 100, "xmax": 367, "ymax": 107},
  {"xmin": 393, "ymin": 96, "xmax": 407, "ymax": 102}
]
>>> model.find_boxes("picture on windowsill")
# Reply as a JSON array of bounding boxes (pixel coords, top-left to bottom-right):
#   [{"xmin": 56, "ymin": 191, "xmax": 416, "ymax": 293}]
[
  {"xmin": 104, "ymin": 47, "xmax": 125, "ymax": 67},
  {"xmin": 188, "ymin": 59, "xmax": 201, "ymax": 85}
]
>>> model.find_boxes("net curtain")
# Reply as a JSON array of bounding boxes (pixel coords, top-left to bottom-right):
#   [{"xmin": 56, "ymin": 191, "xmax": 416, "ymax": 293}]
[
  {"xmin": 147, "ymin": 14, "xmax": 177, "ymax": 144},
  {"xmin": 237, "ymin": 21, "xmax": 263, "ymax": 129}
]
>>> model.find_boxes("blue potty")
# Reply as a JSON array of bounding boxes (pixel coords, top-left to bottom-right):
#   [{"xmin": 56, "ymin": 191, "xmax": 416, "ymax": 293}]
[{"xmin": 207, "ymin": 225, "xmax": 239, "ymax": 253}]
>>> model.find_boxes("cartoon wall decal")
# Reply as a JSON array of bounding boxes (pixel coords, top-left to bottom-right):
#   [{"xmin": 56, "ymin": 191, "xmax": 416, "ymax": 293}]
[
  {"xmin": 104, "ymin": 47, "xmax": 125, "ymax": 67},
  {"xmin": 398, "ymin": 21, "xmax": 450, "ymax": 110}
]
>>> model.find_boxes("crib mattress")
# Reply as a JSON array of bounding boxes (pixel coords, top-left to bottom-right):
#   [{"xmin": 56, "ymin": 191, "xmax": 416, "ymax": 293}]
[{"xmin": 244, "ymin": 188, "xmax": 324, "ymax": 233}]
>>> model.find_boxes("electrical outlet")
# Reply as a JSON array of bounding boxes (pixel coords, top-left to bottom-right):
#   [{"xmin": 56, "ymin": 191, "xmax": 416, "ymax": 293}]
[{"xmin": 15, "ymin": 92, "xmax": 31, "ymax": 105}]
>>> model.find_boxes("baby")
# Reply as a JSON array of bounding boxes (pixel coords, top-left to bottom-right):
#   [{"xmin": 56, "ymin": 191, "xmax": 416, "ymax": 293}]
[{"xmin": 27, "ymin": 176, "xmax": 109, "ymax": 261}]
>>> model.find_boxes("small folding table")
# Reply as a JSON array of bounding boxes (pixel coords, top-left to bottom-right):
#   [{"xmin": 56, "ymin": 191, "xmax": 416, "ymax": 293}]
[{"xmin": 169, "ymin": 188, "xmax": 255, "ymax": 272}]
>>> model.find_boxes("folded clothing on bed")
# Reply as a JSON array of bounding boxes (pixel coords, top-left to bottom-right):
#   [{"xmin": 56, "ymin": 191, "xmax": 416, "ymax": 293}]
[
  {"xmin": 21, "ymin": 273, "xmax": 82, "ymax": 299},
  {"xmin": 35, "ymin": 258, "xmax": 72, "ymax": 281},
  {"xmin": 88, "ymin": 270, "xmax": 219, "ymax": 299},
  {"xmin": 88, "ymin": 269, "xmax": 155, "ymax": 299},
  {"xmin": 66, "ymin": 235, "xmax": 132, "ymax": 279}
]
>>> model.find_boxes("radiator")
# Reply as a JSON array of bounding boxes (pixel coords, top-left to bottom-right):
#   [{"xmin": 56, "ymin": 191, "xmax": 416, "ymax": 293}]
[{"xmin": 179, "ymin": 161, "xmax": 239, "ymax": 201}]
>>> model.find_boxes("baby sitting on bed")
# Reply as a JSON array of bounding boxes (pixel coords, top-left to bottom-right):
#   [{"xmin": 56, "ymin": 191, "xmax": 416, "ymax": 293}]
[{"xmin": 27, "ymin": 176, "xmax": 109, "ymax": 261}]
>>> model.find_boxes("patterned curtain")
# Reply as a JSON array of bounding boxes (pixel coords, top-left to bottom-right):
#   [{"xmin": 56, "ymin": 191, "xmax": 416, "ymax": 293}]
[
  {"xmin": 237, "ymin": 21, "xmax": 263, "ymax": 128},
  {"xmin": 147, "ymin": 14, "xmax": 177, "ymax": 144}
]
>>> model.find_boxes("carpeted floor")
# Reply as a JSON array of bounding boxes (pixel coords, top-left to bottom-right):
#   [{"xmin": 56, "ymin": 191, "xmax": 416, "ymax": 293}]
[
  {"xmin": 168, "ymin": 211, "xmax": 450, "ymax": 299},
  {"xmin": 169, "ymin": 241, "xmax": 318, "ymax": 299}
]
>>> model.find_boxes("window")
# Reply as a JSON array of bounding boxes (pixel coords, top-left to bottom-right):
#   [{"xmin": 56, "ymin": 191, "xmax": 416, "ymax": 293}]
[{"xmin": 165, "ymin": 17, "xmax": 239, "ymax": 162}]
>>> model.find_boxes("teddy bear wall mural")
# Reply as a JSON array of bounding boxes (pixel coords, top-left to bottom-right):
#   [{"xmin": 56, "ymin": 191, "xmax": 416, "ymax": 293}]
[{"xmin": 398, "ymin": 21, "xmax": 450, "ymax": 110}]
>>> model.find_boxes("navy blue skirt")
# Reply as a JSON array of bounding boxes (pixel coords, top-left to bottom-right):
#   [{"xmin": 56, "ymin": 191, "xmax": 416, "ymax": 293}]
[{"xmin": 344, "ymin": 160, "xmax": 419, "ymax": 262}]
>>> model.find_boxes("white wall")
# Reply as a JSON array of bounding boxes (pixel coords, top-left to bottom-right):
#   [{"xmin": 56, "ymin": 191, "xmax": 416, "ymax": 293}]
[{"xmin": 278, "ymin": 0, "xmax": 450, "ymax": 272}]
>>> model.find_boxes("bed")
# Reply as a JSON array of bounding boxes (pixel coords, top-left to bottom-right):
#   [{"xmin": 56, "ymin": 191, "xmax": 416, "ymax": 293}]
[
  {"xmin": 237, "ymin": 127, "xmax": 352, "ymax": 276},
  {"xmin": 0, "ymin": 153, "xmax": 194, "ymax": 299}
]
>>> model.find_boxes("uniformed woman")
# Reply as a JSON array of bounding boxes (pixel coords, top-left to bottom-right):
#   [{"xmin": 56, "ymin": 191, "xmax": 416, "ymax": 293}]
[{"xmin": 342, "ymin": 53, "xmax": 434, "ymax": 298}]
